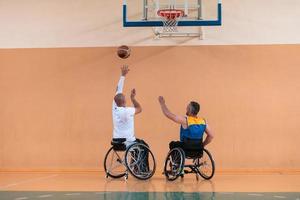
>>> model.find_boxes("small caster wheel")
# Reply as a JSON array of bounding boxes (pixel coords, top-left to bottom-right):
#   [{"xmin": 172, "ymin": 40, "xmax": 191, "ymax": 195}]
[{"xmin": 124, "ymin": 173, "xmax": 128, "ymax": 181}]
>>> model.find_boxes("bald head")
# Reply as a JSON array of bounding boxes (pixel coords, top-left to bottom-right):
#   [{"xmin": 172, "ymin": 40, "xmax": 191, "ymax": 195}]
[{"xmin": 114, "ymin": 93, "xmax": 126, "ymax": 107}]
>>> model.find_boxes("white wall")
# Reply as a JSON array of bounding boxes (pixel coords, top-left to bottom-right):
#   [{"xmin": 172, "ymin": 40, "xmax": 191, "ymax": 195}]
[{"xmin": 0, "ymin": 0, "xmax": 300, "ymax": 48}]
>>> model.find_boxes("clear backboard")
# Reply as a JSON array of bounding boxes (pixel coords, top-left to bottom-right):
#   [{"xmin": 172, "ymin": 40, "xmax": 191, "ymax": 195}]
[{"xmin": 123, "ymin": 0, "xmax": 222, "ymax": 27}]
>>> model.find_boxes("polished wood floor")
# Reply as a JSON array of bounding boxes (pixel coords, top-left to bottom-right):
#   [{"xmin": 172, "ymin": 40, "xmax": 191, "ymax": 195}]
[{"xmin": 0, "ymin": 172, "xmax": 300, "ymax": 192}]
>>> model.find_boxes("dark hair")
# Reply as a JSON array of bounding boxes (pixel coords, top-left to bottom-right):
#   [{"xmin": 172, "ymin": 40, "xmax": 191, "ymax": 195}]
[{"xmin": 190, "ymin": 101, "xmax": 200, "ymax": 115}]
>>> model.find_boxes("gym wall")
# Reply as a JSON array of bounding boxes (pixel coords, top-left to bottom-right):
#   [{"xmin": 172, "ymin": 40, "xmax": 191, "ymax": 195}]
[{"xmin": 1, "ymin": 45, "xmax": 299, "ymax": 172}]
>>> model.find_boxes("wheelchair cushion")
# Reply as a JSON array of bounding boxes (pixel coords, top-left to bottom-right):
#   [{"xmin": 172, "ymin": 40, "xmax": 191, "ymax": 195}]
[
  {"xmin": 112, "ymin": 138, "xmax": 126, "ymax": 143},
  {"xmin": 111, "ymin": 138, "xmax": 126, "ymax": 151},
  {"xmin": 182, "ymin": 139, "xmax": 203, "ymax": 158}
]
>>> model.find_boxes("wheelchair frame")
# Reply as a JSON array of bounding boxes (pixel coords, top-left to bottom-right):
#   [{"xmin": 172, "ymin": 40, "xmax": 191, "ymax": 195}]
[
  {"xmin": 164, "ymin": 147, "xmax": 215, "ymax": 181},
  {"xmin": 104, "ymin": 139, "xmax": 156, "ymax": 180}
]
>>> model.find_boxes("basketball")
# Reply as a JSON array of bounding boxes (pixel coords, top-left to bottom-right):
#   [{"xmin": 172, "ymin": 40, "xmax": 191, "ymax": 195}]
[{"xmin": 117, "ymin": 45, "xmax": 131, "ymax": 59}]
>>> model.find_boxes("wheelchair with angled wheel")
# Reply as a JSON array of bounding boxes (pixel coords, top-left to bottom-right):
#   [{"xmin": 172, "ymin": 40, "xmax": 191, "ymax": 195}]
[
  {"xmin": 163, "ymin": 139, "xmax": 215, "ymax": 181},
  {"xmin": 104, "ymin": 138, "xmax": 156, "ymax": 180}
]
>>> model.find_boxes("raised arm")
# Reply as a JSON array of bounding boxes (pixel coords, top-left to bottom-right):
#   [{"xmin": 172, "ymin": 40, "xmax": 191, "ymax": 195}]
[
  {"xmin": 115, "ymin": 65, "xmax": 129, "ymax": 95},
  {"xmin": 158, "ymin": 96, "xmax": 187, "ymax": 126},
  {"xmin": 130, "ymin": 89, "xmax": 142, "ymax": 114},
  {"xmin": 203, "ymin": 123, "xmax": 214, "ymax": 147}
]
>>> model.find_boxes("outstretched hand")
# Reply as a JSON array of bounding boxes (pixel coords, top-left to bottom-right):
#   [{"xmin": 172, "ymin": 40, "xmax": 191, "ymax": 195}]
[
  {"xmin": 121, "ymin": 65, "xmax": 129, "ymax": 76},
  {"xmin": 131, "ymin": 88, "xmax": 136, "ymax": 99},
  {"xmin": 158, "ymin": 96, "xmax": 165, "ymax": 105}
]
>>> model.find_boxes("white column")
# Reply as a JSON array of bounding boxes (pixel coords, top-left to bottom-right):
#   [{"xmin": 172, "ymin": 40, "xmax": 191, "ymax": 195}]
[
  {"xmin": 155, "ymin": 0, "xmax": 160, "ymax": 16},
  {"xmin": 184, "ymin": 0, "xmax": 188, "ymax": 16}
]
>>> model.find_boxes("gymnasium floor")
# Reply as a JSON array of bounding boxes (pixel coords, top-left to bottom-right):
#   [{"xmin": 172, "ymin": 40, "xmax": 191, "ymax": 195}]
[{"xmin": 1, "ymin": 172, "xmax": 300, "ymax": 200}]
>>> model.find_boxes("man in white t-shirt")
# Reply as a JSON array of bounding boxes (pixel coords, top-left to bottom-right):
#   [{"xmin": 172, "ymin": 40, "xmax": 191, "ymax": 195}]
[{"xmin": 112, "ymin": 65, "xmax": 146, "ymax": 147}]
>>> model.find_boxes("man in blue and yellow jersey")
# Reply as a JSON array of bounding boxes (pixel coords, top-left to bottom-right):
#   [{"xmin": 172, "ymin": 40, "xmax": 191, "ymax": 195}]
[{"xmin": 158, "ymin": 96, "xmax": 214, "ymax": 149}]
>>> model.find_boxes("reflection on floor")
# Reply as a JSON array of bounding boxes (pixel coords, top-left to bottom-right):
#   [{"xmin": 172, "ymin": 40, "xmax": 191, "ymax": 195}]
[
  {"xmin": 1, "ymin": 172, "xmax": 300, "ymax": 192},
  {"xmin": 0, "ymin": 172, "xmax": 300, "ymax": 200},
  {"xmin": 0, "ymin": 191, "xmax": 300, "ymax": 200}
]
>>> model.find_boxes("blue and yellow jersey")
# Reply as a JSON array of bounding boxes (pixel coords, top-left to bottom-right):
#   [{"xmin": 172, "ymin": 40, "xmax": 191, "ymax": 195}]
[{"xmin": 180, "ymin": 116, "xmax": 206, "ymax": 141}]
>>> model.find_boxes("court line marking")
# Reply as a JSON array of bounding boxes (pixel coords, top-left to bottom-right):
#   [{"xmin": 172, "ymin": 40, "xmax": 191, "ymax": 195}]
[
  {"xmin": 274, "ymin": 195, "xmax": 287, "ymax": 199},
  {"xmin": 0, "ymin": 174, "xmax": 58, "ymax": 190},
  {"xmin": 64, "ymin": 193, "xmax": 81, "ymax": 196},
  {"xmin": 38, "ymin": 194, "xmax": 53, "ymax": 198},
  {"xmin": 248, "ymin": 193, "xmax": 263, "ymax": 196},
  {"xmin": 14, "ymin": 197, "xmax": 29, "ymax": 200}
]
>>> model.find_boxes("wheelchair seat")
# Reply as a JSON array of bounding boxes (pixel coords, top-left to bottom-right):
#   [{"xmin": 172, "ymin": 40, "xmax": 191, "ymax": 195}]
[
  {"xmin": 111, "ymin": 138, "xmax": 126, "ymax": 151},
  {"xmin": 182, "ymin": 139, "xmax": 203, "ymax": 158}
]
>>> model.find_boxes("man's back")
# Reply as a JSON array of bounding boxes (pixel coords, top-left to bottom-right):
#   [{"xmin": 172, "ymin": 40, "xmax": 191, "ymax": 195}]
[
  {"xmin": 112, "ymin": 105, "xmax": 135, "ymax": 141},
  {"xmin": 111, "ymin": 65, "xmax": 142, "ymax": 143},
  {"xmin": 180, "ymin": 116, "xmax": 206, "ymax": 142}
]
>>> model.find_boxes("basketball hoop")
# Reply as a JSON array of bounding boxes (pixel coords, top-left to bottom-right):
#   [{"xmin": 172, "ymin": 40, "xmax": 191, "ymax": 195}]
[{"xmin": 157, "ymin": 9, "xmax": 184, "ymax": 32}]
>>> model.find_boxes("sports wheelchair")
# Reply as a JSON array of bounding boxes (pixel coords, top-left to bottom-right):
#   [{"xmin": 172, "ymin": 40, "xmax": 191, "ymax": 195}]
[
  {"xmin": 104, "ymin": 138, "xmax": 156, "ymax": 180},
  {"xmin": 163, "ymin": 139, "xmax": 215, "ymax": 181}
]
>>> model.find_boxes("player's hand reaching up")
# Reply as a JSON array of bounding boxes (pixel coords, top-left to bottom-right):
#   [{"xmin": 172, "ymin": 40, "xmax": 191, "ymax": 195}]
[
  {"xmin": 121, "ymin": 65, "xmax": 129, "ymax": 76},
  {"xmin": 131, "ymin": 88, "xmax": 136, "ymax": 99}
]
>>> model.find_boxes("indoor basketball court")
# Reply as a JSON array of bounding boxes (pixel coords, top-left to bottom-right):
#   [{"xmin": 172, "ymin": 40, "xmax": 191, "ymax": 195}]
[{"xmin": 0, "ymin": 0, "xmax": 300, "ymax": 200}]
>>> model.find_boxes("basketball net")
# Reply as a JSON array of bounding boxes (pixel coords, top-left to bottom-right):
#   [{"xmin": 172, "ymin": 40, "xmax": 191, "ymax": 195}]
[
  {"xmin": 157, "ymin": 8, "xmax": 184, "ymax": 33},
  {"xmin": 162, "ymin": 15, "xmax": 180, "ymax": 32}
]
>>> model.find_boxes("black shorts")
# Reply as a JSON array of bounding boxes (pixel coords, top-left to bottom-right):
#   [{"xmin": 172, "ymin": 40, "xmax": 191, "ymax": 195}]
[{"xmin": 169, "ymin": 139, "xmax": 203, "ymax": 150}]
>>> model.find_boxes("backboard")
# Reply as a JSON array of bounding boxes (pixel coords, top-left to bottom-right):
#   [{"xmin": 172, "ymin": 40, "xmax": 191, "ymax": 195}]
[{"xmin": 123, "ymin": 0, "xmax": 222, "ymax": 27}]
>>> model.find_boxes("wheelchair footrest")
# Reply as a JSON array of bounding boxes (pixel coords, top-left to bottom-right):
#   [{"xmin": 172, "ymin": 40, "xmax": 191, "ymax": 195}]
[
  {"xmin": 184, "ymin": 165, "xmax": 199, "ymax": 174},
  {"xmin": 184, "ymin": 169, "xmax": 194, "ymax": 174}
]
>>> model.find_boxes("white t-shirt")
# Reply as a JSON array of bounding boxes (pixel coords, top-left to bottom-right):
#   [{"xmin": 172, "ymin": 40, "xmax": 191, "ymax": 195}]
[
  {"xmin": 112, "ymin": 76, "xmax": 136, "ymax": 142},
  {"xmin": 112, "ymin": 105, "xmax": 136, "ymax": 142}
]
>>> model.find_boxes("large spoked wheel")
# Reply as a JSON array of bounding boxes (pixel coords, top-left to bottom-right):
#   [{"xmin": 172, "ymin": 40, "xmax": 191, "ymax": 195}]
[
  {"xmin": 104, "ymin": 147, "xmax": 127, "ymax": 178},
  {"xmin": 164, "ymin": 148, "xmax": 185, "ymax": 181},
  {"xmin": 197, "ymin": 148, "xmax": 215, "ymax": 180},
  {"xmin": 125, "ymin": 143, "xmax": 156, "ymax": 180}
]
